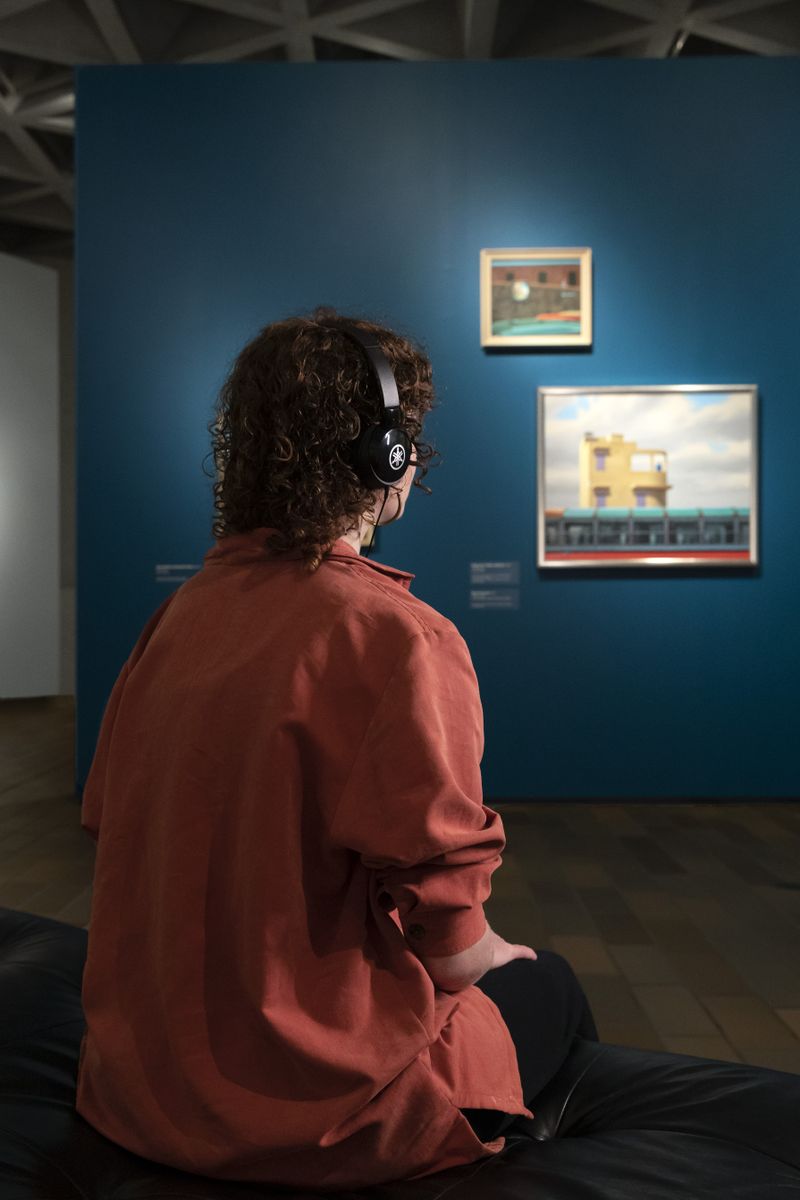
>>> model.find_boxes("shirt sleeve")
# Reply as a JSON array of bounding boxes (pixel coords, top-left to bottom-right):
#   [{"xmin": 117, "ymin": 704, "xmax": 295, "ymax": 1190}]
[
  {"xmin": 81, "ymin": 592, "xmax": 177, "ymax": 844},
  {"xmin": 329, "ymin": 624, "xmax": 505, "ymax": 957}
]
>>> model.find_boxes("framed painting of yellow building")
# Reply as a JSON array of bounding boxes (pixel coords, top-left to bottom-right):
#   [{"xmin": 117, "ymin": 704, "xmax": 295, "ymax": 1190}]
[
  {"xmin": 537, "ymin": 385, "xmax": 758, "ymax": 568},
  {"xmin": 480, "ymin": 248, "xmax": 592, "ymax": 347}
]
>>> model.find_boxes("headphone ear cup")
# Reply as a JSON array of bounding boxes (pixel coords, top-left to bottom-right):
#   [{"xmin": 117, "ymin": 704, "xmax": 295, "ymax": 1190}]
[
  {"xmin": 352, "ymin": 427, "xmax": 381, "ymax": 489},
  {"xmin": 353, "ymin": 424, "xmax": 411, "ymax": 489}
]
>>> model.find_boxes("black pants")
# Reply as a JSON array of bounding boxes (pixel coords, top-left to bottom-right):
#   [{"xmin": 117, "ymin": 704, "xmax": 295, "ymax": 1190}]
[{"xmin": 460, "ymin": 949, "xmax": 599, "ymax": 1142}]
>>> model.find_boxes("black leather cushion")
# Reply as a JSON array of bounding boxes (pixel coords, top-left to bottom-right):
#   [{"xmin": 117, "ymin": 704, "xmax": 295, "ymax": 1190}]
[{"xmin": 2, "ymin": 904, "xmax": 799, "ymax": 1199}]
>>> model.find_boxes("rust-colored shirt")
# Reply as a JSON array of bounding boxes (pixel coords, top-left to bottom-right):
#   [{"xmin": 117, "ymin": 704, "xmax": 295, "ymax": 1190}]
[{"xmin": 76, "ymin": 526, "xmax": 532, "ymax": 1190}]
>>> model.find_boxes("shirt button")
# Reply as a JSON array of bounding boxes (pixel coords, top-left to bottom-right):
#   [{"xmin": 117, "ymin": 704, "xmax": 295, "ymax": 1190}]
[
  {"xmin": 377, "ymin": 891, "xmax": 396, "ymax": 912},
  {"xmin": 408, "ymin": 923, "xmax": 426, "ymax": 939}
]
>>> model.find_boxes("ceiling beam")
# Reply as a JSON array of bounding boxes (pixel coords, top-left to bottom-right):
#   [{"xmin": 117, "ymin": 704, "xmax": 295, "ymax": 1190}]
[
  {"xmin": 307, "ymin": 24, "xmax": 443, "ymax": 60},
  {"xmin": 685, "ymin": 17, "xmax": 800, "ymax": 53},
  {"xmin": 175, "ymin": 0, "xmax": 435, "ymax": 61},
  {"xmin": 691, "ymin": 0, "xmax": 794, "ymax": 18},
  {"xmin": 15, "ymin": 85, "xmax": 74, "ymax": 118},
  {"xmin": 17, "ymin": 112, "xmax": 73, "ymax": 132},
  {"xmin": 13, "ymin": 81, "xmax": 75, "ymax": 133},
  {"xmin": 461, "ymin": 0, "xmax": 499, "ymax": 58},
  {"xmin": 180, "ymin": 13, "xmax": 444, "ymax": 62},
  {"xmin": 307, "ymin": 0, "xmax": 440, "ymax": 57},
  {"xmin": 642, "ymin": 0, "xmax": 690, "ymax": 56},
  {"xmin": 178, "ymin": 28, "xmax": 287, "ymax": 61},
  {"xmin": 281, "ymin": 0, "xmax": 315, "ymax": 62},
  {"xmin": 171, "ymin": 0, "xmax": 417, "ymax": 26},
  {"xmin": 0, "ymin": 94, "xmax": 72, "ymax": 207},
  {"xmin": 83, "ymin": 0, "xmax": 142, "ymax": 63}
]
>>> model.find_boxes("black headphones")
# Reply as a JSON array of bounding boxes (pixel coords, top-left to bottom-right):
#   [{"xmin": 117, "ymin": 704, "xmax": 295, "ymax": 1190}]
[
  {"xmin": 334, "ymin": 323, "xmax": 414, "ymax": 559},
  {"xmin": 336, "ymin": 323, "xmax": 413, "ymax": 489}
]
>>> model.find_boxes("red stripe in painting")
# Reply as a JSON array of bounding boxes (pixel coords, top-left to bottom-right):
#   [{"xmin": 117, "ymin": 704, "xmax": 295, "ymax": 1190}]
[{"xmin": 544, "ymin": 551, "xmax": 751, "ymax": 562}]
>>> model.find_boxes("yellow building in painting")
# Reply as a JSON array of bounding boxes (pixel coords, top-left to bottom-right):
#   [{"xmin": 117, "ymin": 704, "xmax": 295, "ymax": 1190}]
[{"xmin": 579, "ymin": 433, "xmax": 671, "ymax": 508}]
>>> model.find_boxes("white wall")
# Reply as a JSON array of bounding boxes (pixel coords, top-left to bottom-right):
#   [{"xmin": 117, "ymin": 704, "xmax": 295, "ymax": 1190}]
[
  {"xmin": 58, "ymin": 260, "xmax": 75, "ymax": 697},
  {"xmin": 0, "ymin": 250, "xmax": 61, "ymax": 699}
]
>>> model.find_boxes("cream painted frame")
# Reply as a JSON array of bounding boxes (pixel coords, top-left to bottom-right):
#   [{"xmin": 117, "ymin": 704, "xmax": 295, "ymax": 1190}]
[{"xmin": 480, "ymin": 247, "xmax": 593, "ymax": 348}]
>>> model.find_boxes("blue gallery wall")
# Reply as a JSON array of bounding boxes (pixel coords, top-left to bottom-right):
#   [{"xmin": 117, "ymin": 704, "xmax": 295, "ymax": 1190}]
[{"xmin": 76, "ymin": 59, "xmax": 800, "ymax": 800}]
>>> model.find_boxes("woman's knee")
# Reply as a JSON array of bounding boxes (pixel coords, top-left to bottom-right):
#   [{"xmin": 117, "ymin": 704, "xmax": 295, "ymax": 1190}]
[
  {"xmin": 487, "ymin": 948, "xmax": 576, "ymax": 981},
  {"xmin": 532, "ymin": 948, "xmax": 579, "ymax": 979},
  {"xmin": 534, "ymin": 950, "xmax": 598, "ymax": 1039},
  {"xmin": 530, "ymin": 949, "xmax": 591, "ymax": 1006},
  {"xmin": 487, "ymin": 948, "xmax": 583, "ymax": 998}
]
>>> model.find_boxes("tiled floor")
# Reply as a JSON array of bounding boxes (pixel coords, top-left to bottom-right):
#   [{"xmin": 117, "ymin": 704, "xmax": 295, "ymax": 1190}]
[{"xmin": 2, "ymin": 695, "xmax": 800, "ymax": 1072}]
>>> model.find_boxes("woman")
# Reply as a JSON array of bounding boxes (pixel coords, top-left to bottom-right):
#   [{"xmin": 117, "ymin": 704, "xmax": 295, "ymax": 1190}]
[{"xmin": 76, "ymin": 306, "xmax": 598, "ymax": 1191}]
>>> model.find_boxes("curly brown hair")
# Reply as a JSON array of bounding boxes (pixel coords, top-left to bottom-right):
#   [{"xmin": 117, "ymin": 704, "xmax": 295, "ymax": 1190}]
[{"xmin": 203, "ymin": 306, "xmax": 441, "ymax": 574}]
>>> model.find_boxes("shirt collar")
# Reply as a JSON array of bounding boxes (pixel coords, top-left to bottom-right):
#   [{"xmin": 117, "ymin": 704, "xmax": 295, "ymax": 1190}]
[{"xmin": 204, "ymin": 526, "xmax": 415, "ymax": 590}]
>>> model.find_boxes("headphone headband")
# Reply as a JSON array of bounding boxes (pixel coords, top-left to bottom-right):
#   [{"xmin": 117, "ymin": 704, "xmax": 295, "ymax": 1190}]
[{"xmin": 336, "ymin": 324, "xmax": 400, "ymax": 413}]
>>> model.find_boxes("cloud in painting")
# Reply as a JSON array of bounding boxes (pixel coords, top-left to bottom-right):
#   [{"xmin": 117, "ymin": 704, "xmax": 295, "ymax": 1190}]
[{"xmin": 542, "ymin": 390, "xmax": 753, "ymax": 509}]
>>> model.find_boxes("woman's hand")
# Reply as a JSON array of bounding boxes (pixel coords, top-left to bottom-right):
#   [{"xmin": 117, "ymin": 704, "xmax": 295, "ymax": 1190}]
[{"xmin": 417, "ymin": 920, "xmax": 537, "ymax": 992}]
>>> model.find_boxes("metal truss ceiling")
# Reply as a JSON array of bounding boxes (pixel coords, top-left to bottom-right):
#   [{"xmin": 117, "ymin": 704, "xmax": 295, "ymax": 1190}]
[{"xmin": 0, "ymin": 0, "xmax": 797, "ymax": 264}]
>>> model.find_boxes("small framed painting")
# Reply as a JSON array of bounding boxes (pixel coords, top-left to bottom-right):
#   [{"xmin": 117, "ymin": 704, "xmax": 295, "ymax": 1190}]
[
  {"xmin": 480, "ymin": 247, "xmax": 592, "ymax": 347},
  {"xmin": 537, "ymin": 385, "xmax": 759, "ymax": 569}
]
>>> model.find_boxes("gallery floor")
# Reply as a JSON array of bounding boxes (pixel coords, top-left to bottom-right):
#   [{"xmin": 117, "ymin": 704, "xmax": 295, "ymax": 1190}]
[{"xmin": 2, "ymin": 695, "xmax": 800, "ymax": 1074}]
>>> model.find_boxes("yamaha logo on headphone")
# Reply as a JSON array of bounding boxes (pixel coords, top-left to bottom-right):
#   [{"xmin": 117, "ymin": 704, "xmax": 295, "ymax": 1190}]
[{"xmin": 390, "ymin": 444, "xmax": 406, "ymax": 471}]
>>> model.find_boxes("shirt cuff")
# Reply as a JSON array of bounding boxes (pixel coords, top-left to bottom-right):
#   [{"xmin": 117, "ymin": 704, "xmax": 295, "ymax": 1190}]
[{"xmin": 400, "ymin": 905, "xmax": 488, "ymax": 958}]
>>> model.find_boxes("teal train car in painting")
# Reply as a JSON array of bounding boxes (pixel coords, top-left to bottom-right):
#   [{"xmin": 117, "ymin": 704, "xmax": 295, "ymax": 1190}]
[{"xmin": 543, "ymin": 507, "xmax": 751, "ymax": 562}]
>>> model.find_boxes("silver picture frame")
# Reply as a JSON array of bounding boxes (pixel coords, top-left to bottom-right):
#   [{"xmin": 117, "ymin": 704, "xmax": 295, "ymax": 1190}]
[{"xmin": 537, "ymin": 384, "xmax": 759, "ymax": 570}]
